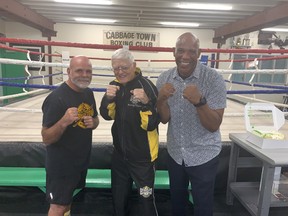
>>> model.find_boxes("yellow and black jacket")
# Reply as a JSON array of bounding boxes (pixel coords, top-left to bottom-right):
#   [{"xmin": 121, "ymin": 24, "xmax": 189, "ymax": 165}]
[{"xmin": 100, "ymin": 71, "xmax": 159, "ymax": 162}]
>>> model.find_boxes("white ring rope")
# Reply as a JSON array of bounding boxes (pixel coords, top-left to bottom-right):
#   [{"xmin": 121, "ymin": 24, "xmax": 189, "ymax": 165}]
[
  {"xmin": 0, "ymin": 82, "xmax": 63, "ymax": 100},
  {"xmin": 227, "ymin": 95, "xmax": 288, "ymax": 109},
  {"xmin": 1, "ymin": 106, "xmax": 287, "ymax": 117},
  {"xmin": 90, "ymin": 82, "xmax": 109, "ymax": 86},
  {"xmin": 0, "ymin": 89, "xmax": 48, "ymax": 100},
  {"xmin": 0, "ymin": 58, "xmax": 110, "ymax": 71},
  {"xmin": 24, "ymin": 64, "xmax": 31, "ymax": 93},
  {"xmin": 1, "ymin": 58, "xmax": 288, "ymax": 74},
  {"xmin": 0, "ymin": 107, "xmax": 42, "ymax": 113}
]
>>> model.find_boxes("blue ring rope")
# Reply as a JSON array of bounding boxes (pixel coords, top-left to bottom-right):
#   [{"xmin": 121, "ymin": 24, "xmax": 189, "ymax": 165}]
[
  {"xmin": 1, "ymin": 81, "xmax": 288, "ymax": 94},
  {"xmin": 225, "ymin": 80, "xmax": 288, "ymax": 90},
  {"xmin": 0, "ymin": 82, "xmax": 106, "ymax": 92}
]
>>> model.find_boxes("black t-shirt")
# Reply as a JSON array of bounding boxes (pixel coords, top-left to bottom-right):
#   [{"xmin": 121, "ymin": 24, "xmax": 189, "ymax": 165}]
[{"xmin": 42, "ymin": 82, "xmax": 98, "ymax": 175}]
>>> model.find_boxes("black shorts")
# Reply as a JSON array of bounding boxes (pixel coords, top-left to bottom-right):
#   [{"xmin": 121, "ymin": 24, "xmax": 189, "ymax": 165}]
[{"xmin": 46, "ymin": 170, "xmax": 87, "ymax": 205}]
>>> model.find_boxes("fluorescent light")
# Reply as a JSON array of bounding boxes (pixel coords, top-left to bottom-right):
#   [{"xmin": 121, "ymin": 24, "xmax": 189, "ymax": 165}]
[
  {"xmin": 160, "ymin": 22, "xmax": 199, "ymax": 27},
  {"xmin": 262, "ymin": 28, "xmax": 288, "ymax": 32},
  {"xmin": 178, "ymin": 3, "xmax": 232, "ymax": 10},
  {"xmin": 54, "ymin": 0, "xmax": 112, "ymax": 5},
  {"xmin": 74, "ymin": 18, "xmax": 116, "ymax": 23}
]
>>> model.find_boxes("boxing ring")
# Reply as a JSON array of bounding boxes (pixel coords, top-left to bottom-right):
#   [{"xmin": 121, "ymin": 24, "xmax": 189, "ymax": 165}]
[
  {"xmin": 1, "ymin": 38, "xmax": 288, "ymax": 142},
  {"xmin": 1, "ymin": 38, "xmax": 288, "ymax": 215}
]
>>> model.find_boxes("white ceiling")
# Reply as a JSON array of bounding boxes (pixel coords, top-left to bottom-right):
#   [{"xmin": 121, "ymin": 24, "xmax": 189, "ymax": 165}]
[
  {"xmin": 15, "ymin": 0, "xmax": 288, "ymax": 29},
  {"xmin": 2, "ymin": 0, "xmax": 288, "ymax": 39}
]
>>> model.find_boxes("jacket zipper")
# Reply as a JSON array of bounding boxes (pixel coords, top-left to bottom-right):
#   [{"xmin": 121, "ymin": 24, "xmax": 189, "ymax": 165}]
[{"xmin": 120, "ymin": 86, "xmax": 127, "ymax": 160}]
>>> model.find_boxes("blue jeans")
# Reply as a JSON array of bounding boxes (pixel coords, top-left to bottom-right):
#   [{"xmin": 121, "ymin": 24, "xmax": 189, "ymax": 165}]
[{"xmin": 168, "ymin": 154, "xmax": 219, "ymax": 216}]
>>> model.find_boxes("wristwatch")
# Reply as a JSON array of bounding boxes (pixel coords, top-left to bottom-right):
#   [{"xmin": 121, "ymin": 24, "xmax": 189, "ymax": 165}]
[{"xmin": 194, "ymin": 96, "xmax": 207, "ymax": 107}]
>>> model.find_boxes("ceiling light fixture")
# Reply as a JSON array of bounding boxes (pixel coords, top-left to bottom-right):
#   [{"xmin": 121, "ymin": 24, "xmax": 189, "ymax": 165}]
[
  {"xmin": 54, "ymin": 0, "xmax": 112, "ymax": 5},
  {"xmin": 74, "ymin": 18, "xmax": 116, "ymax": 23},
  {"xmin": 178, "ymin": 3, "xmax": 232, "ymax": 10},
  {"xmin": 262, "ymin": 28, "xmax": 288, "ymax": 33},
  {"xmin": 160, "ymin": 22, "xmax": 199, "ymax": 27}
]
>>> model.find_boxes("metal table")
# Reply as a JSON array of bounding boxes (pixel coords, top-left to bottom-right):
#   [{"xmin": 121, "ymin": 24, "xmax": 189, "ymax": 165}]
[{"xmin": 227, "ymin": 133, "xmax": 288, "ymax": 216}]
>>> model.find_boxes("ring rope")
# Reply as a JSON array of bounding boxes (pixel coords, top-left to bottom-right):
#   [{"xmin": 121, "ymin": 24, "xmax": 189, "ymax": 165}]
[
  {"xmin": 2, "ymin": 37, "xmax": 288, "ymax": 54},
  {"xmin": 0, "ymin": 72, "xmax": 62, "ymax": 81},
  {"xmin": 3, "ymin": 43, "xmax": 288, "ymax": 64},
  {"xmin": 0, "ymin": 107, "xmax": 42, "ymax": 113},
  {"xmin": 227, "ymin": 95, "xmax": 288, "ymax": 109},
  {"xmin": 0, "ymin": 58, "xmax": 110, "ymax": 70},
  {"xmin": 225, "ymin": 80, "xmax": 288, "ymax": 90},
  {"xmin": 2, "ymin": 75, "xmax": 287, "ymax": 90},
  {"xmin": 0, "ymin": 89, "xmax": 48, "ymax": 100},
  {"xmin": 0, "ymin": 82, "xmax": 106, "ymax": 92},
  {"xmin": 1, "ymin": 106, "xmax": 287, "ymax": 118},
  {"xmin": 227, "ymin": 89, "xmax": 288, "ymax": 94},
  {"xmin": 1, "ymin": 81, "xmax": 288, "ymax": 95},
  {"xmin": 211, "ymin": 55, "xmax": 288, "ymax": 63},
  {"xmin": 0, "ymin": 44, "xmax": 60, "ymax": 58},
  {"xmin": 1, "ymin": 58, "xmax": 288, "ymax": 74},
  {"xmin": 1, "ymin": 41, "xmax": 288, "ymax": 108}
]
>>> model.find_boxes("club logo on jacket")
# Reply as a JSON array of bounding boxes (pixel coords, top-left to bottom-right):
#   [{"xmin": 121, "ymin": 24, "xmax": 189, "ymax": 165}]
[
  {"xmin": 129, "ymin": 95, "xmax": 142, "ymax": 107},
  {"xmin": 140, "ymin": 186, "xmax": 152, "ymax": 198},
  {"xmin": 73, "ymin": 103, "xmax": 94, "ymax": 128}
]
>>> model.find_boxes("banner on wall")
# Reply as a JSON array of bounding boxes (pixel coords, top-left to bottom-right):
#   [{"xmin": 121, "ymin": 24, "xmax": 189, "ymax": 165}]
[{"xmin": 103, "ymin": 30, "xmax": 160, "ymax": 47}]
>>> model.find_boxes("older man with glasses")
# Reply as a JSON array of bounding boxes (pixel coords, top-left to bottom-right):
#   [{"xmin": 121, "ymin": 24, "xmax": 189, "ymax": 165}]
[{"xmin": 100, "ymin": 48, "xmax": 159, "ymax": 216}]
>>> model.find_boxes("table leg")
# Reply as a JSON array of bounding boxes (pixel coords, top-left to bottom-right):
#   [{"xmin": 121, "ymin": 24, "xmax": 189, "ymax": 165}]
[
  {"xmin": 257, "ymin": 163, "xmax": 275, "ymax": 216},
  {"xmin": 226, "ymin": 142, "xmax": 240, "ymax": 205}
]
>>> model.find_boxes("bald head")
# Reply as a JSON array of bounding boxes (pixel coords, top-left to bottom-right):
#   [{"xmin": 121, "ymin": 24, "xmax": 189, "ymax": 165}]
[
  {"xmin": 176, "ymin": 32, "xmax": 200, "ymax": 50},
  {"xmin": 173, "ymin": 32, "xmax": 201, "ymax": 79},
  {"xmin": 69, "ymin": 55, "xmax": 92, "ymax": 68}
]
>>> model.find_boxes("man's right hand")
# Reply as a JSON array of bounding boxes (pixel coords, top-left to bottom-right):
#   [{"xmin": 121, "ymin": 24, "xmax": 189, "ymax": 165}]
[
  {"xmin": 158, "ymin": 83, "xmax": 175, "ymax": 101},
  {"xmin": 106, "ymin": 85, "xmax": 120, "ymax": 100},
  {"xmin": 63, "ymin": 107, "xmax": 79, "ymax": 126}
]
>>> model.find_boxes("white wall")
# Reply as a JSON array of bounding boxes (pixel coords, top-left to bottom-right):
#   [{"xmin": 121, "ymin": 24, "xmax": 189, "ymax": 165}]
[{"xmin": 52, "ymin": 23, "xmax": 215, "ymax": 68}]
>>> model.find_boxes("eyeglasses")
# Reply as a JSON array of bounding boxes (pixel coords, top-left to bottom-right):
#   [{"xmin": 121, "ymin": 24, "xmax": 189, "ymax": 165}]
[{"xmin": 112, "ymin": 65, "xmax": 131, "ymax": 72}]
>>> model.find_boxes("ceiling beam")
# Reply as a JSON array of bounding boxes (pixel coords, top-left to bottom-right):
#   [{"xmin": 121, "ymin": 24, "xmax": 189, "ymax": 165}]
[
  {"xmin": 213, "ymin": 2, "xmax": 288, "ymax": 44},
  {"xmin": 0, "ymin": 0, "xmax": 56, "ymax": 37}
]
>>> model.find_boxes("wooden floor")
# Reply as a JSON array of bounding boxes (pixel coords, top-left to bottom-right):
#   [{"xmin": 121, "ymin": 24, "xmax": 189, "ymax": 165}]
[{"xmin": 0, "ymin": 91, "xmax": 287, "ymax": 143}]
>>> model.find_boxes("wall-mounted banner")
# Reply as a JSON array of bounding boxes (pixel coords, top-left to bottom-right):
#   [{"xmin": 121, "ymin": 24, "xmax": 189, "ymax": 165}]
[{"xmin": 103, "ymin": 30, "xmax": 160, "ymax": 47}]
